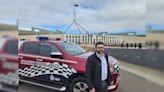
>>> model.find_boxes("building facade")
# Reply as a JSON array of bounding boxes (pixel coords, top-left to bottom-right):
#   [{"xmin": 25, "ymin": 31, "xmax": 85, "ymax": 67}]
[
  {"xmin": 0, "ymin": 24, "xmax": 18, "ymax": 37},
  {"xmin": 63, "ymin": 34, "xmax": 124, "ymax": 45},
  {"xmin": 19, "ymin": 30, "xmax": 146, "ymax": 46}
]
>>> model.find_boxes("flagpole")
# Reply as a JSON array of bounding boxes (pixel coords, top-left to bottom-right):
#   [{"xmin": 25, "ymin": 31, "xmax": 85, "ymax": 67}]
[
  {"xmin": 64, "ymin": 4, "xmax": 89, "ymax": 34},
  {"xmin": 73, "ymin": 4, "xmax": 78, "ymax": 22}
]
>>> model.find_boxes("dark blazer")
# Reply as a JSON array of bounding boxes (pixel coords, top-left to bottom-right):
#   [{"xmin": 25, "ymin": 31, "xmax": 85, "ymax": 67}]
[{"xmin": 85, "ymin": 52, "xmax": 112, "ymax": 91}]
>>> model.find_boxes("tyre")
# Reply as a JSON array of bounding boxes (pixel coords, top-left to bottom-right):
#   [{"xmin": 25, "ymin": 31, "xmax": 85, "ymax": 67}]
[{"xmin": 67, "ymin": 76, "xmax": 89, "ymax": 92}]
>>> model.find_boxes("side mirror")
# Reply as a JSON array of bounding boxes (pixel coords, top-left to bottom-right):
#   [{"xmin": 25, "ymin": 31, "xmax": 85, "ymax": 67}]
[{"xmin": 51, "ymin": 52, "xmax": 63, "ymax": 59}]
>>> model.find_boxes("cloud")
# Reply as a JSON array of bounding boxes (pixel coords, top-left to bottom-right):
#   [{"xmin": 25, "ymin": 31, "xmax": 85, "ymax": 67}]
[
  {"xmin": 0, "ymin": 0, "xmax": 19, "ymax": 19},
  {"xmin": 76, "ymin": 0, "xmax": 145, "ymax": 33},
  {"xmin": 0, "ymin": 0, "xmax": 148, "ymax": 34},
  {"xmin": 147, "ymin": 0, "xmax": 164, "ymax": 25}
]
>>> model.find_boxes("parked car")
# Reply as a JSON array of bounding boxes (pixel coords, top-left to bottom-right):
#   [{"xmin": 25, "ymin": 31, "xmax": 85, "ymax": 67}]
[
  {"xmin": 0, "ymin": 36, "xmax": 18, "ymax": 92},
  {"xmin": 18, "ymin": 39, "xmax": 120, "ymax": 92}
]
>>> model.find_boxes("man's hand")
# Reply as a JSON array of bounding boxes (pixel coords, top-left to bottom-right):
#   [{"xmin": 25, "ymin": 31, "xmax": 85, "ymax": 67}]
[
  {"xmin": 90, "ymin": 88, "xmax": 95, "ymax": 92},
  {"xmin": 110, "ymin": 81, "xmax": 113, "ymax": 85}
]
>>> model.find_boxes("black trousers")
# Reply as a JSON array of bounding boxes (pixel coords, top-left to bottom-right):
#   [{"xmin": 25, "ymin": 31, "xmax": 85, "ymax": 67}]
[{"xmin": 96, "ymin": 80, "xmax": 108, "ymax": 92}]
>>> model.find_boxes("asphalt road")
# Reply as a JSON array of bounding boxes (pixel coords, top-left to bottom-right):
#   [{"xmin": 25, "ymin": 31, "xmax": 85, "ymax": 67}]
[
  {"xmin": 18, "ymin": 69, "xmax": 164, "ymax": 92},
  {"xmin": 115, "ymin": 70, "xmax": 164, "ymax": 92}
]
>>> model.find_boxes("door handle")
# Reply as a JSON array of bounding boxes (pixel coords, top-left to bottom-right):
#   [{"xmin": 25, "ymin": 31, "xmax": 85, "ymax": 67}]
[
  {"xmin": 19, "ymin": 56, "xmax": 23, "ymax": 59},
  {"xmin": 36, "ymin": 58, "xmax": 43, "ymax": 61}
]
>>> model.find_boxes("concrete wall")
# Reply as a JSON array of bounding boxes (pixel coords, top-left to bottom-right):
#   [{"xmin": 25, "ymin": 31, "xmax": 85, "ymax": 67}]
[
  {"xmin": 0, "ymin": 30, "xmax": 18, "ymax": 37},
  {"xmin": 105, "ymin": 48, "xmax": 164, "ymax": 71},
  {"xmin": 122, "ymin": 35, "xmax": 145, "ymax": 44},
  {"xmin": 146, "ymin": 31, "xmax": 164, "ymax": 45}
]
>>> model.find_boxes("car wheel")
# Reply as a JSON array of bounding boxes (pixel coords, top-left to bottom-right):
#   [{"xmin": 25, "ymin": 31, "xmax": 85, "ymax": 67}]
[{"xmin": 68, "ymin": 76, "xmax": 89, "ymax": 92}]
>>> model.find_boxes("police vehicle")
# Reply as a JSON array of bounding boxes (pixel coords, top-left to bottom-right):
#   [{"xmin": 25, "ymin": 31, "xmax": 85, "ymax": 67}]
[{"xmin": 18, "ymin": 37, "xmax": 120, "ymax": 92}]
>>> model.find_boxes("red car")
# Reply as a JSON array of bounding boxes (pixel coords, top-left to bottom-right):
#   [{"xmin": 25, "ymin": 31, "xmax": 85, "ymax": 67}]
[
  {"xmin": 0, "ymin": 36, "xmax": 18, "ymax": 92},
  {"xmin": 18, "ymin": 39, "xmax": 120, "ymax": 92}
]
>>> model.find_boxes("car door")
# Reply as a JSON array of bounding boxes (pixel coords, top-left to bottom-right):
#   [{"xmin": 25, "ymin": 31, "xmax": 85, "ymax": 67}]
[
  {"xmin": 19, "ymin": 42, "xmax": 40, "ymax": 78},
  {"xmin": 34, "ymin": 42, "xmax": 65, "ymax": 86},
  {"xmin": 0, "ymin": 39, "xmax": 18, "ymax": 74}
]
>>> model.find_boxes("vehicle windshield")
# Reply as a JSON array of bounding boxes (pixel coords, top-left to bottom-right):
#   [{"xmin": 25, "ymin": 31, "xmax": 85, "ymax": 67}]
[{"xmin": 58, "ymin": 42, "xmax": 86, "ymax": 56}]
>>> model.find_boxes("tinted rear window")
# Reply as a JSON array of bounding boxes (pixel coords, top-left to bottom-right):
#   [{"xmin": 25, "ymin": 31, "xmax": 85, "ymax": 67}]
[
  {"xmin": 40, "ymin": 43, "xmax": 59, "ymax": 57},
  {"xmin": 4, "ymin": 40, "xmax": 18, "ymax": 55},
  {"xmin": 22, "ymin": 43, "xmax": 39, "ymax": 54}
]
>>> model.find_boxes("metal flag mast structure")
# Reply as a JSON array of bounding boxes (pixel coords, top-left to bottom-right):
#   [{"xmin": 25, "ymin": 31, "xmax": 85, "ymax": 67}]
[{"xmin": 64, "ymin": 4, "xmax": 89, "ymax": 34}]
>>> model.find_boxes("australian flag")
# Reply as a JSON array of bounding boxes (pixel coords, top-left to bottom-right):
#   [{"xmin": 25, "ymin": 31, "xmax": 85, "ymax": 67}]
[{"xmin": 74, "ymin": 4, "xmax": 79, "ymax": 7}]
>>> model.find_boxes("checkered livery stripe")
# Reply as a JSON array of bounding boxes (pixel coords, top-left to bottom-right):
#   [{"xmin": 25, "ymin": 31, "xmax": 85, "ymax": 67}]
[{"xmin": 19, "ymin": 62, "xmax": 77, "ymax": 78}]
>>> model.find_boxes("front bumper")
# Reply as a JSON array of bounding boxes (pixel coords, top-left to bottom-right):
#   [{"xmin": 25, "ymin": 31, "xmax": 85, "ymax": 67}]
[
  {"xmin": 108, "ymin": 80, "xmax": 119, "ymax": 90},
  {"xmin": 108, "ymin": 74, "xmax": 120, "ymax": 91}
]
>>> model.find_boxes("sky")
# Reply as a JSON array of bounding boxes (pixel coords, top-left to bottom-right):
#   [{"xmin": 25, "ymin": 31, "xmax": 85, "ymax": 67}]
[{"xmin": 0, "ymin": 0, "xmax": 164, "ymax": 34}]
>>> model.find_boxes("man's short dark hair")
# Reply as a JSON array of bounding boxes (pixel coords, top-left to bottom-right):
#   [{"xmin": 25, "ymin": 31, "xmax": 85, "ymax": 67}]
[{"xmin": 95, "ymin": 42, "xmax": 104, "ymax": 47}]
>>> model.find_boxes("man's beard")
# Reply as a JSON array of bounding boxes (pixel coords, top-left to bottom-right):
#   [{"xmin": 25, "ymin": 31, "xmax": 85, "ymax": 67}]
[{"xmin": 97, "ymin": 50, "xmax": 104, "ymax": 54}]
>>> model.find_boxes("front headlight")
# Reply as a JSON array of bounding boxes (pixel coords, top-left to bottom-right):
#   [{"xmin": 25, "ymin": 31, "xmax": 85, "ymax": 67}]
[{"xmin": 110, "ymin": 61, "xmax": 120, "ymax": 73}]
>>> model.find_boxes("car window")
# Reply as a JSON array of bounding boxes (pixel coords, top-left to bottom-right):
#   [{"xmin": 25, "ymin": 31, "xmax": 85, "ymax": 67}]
[
  {"xmin": 4, "ymin": 40, "xmax": 18, "ymax": 55},
  {"xmin": 40, "ymin": 43, "xmax": 59, "ymax": 57},
  {"xmin": 0, "ymin": 38, "xmax": 6, "ymax": 50},
  {"xmin": 58, "ymin": 42, "xmax": 86, "ymax": 56},
  {"xmin": 23, "ymin": 43, "xmax": 39, "ymax": 54}
]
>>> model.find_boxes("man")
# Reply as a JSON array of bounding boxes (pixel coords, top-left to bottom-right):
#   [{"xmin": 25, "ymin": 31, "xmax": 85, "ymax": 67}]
[{"xmin": 85, "ymin": 42, "xmax": 112, "ymax": 92}]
